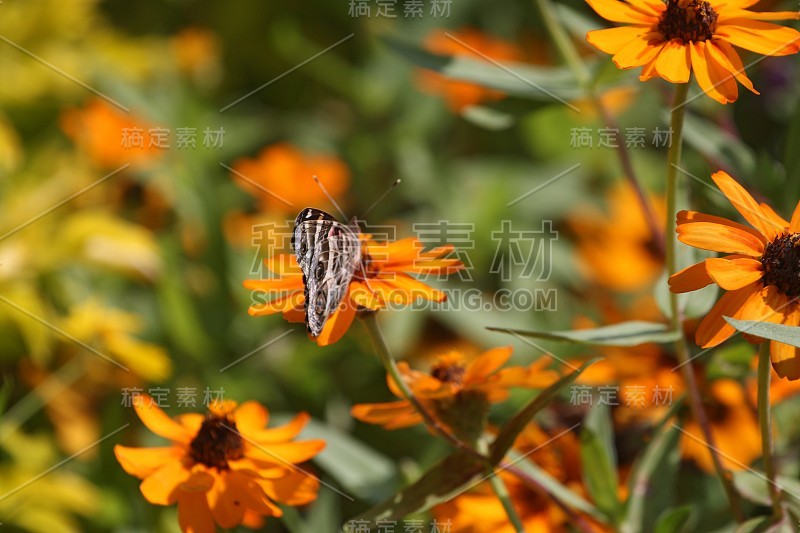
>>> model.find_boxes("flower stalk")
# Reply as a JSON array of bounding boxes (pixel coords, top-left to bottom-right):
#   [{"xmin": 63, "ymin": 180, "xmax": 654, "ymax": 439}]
[
  {"xmin": 665, "ymin": 82, "xmax": 744, "ymax": 522},
  {"xmin": 758, "ymin": 341, "xmax": 782, "ymax": 517}
]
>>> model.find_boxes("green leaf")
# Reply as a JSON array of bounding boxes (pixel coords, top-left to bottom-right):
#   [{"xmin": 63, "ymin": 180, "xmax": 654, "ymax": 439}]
[
  {"xmin": 460, "ymin": 105, "xmax": 515, "ymax": 130},
  {"xmin": 581, "ymin": 404, "xmax": 620, "ymax": 522},
  {"xmin": 682, "ymin": 113, "xmax": 756, "ymax": 176},
  {"xmin": 490, "ymin": 359, "xmax": 599, "ymax": 463},
  {"xmin": 487, "ymin": 321, "xmax": 680, "ymax": 347},
  {"xmin": 654, "ymin": 505, "xmax": 693, "ymax": 533},
  {"xmin": 296, "ymin": 418, "xmax": 396, "ymax": 500},
  {"xmin": 621, "ymin": 417, "xmax": 682, "ymax": 533},
  {"xmin": 724, "ymin": 317, "xmax": 800, "ymax": 348},
  {"xmin": 346, "ymin": 449, "xmax": 485, "ymax": 526},
  {"xmin": 382, "ymin": 35, "xmax": 585, "ymax": 101}
]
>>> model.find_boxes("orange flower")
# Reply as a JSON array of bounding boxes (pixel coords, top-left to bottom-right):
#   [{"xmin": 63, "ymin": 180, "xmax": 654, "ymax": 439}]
[
  {"xmin": 568, "ymin": 182, "xmax": 665, "ymax": 291},
  {"xmin": 243, "ymin": 235, "xmax": 463, "ymax": 346},
  {"xmin": 681, "ymin": 379, "xmax": 761, "ymax": 472},
  {"xmin": 585, "ymin": 0, "xmax": 800, "ymax": 103},
  {"xmin": 434, "ymin": 423, "xmax": 583, "ymax": 532},
  {"xmin": 417, "ymin": 28, "xmax": 524, "ymax": 110},
  {"xmin": 351, "ymin": 347, "xmax": 558, "ymax": 441},
  {"xmin": 230, "ymin": 143, "xmax": 349, "ymax": 214},
  {"xmin": 114, "ymin": 396, "xmax": 324, "ymax": 533},
  {"xmin": 61, "ymin": 98, "xmax": 160, "ymax": 168},
  {"xmin": 669, "ymin": 170, "xmax": 800, "ymax": 380}
]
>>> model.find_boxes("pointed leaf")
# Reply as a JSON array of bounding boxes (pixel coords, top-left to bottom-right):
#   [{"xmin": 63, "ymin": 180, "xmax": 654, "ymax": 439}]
[
  {"xmin": 724, "ymin": 317, "xmax": 800, "ymax": 348},
  {"xmin": 488, "ymin": 322, "xmax": 680, "ymax": 347},
  {"xmin": 346, "ymin": 449, "xmax": 485, "ymax": 526},
  {"xmin": 490, "ymin": 359, "xmax": 598, "ymax": 463},
  {"xmin": 581, "ymin": 404, "xmax": 620, "ymax": 521},
  {"xmin": 654, "ymin": 505, "xmax": 693, "ymax": 533}
]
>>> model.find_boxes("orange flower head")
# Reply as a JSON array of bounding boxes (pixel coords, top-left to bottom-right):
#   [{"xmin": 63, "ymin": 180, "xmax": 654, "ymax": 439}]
[
  {"xmin": 681, "ymin": 378, "xmax": 761, "ymax": 472},
  {"xmin": 417, "ymin": 28, "xmax": 524, "ymax": 110},
  {"xmin": 61, "ymin": 98, "xmax": 160, "ymax": 168},
  {"xmin": 114, "ymin": 395, "xmax": 324, "ymax": 533},
  {"xmin": 244, "ymin": 233, "xmax": 464, "ymax": 346},
  {"xmin": 351, "ymin": 347, "xmax": 558, "ymax": 442},
  {"xmin": 670, "ymin": 171, "xmax": 800, "ymax": 380},
  {"xmin": 568, "ymin": 181, "xmax": 665, "ymax": 291},
  {"xmin": 585, "ymin": 0, "xmax": 800, "ymax": 103},
  {"xmin": 230, "ymin": 143, "xmax": 349, "ymax": 214}
]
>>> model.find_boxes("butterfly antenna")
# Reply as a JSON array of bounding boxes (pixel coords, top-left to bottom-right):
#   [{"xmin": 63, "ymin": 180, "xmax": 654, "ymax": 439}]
[
  {"xmin": 312, "ymin": 175, "xmax": 349, "ymax": 221},
  {"xmin": 360, "ymin": 179, "xmax": 401, "ymax": 220}
]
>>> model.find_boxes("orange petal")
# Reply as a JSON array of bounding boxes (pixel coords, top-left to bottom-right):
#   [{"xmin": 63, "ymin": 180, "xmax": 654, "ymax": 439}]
[
  {"xmin": 711, "ymin": 171, "xmax": 783, "ymax": 240},
  {"xmin": 177, "ymin": 413, "xmax": 204, "ymax": 436},
  {"xmin": 245, "ymin": 439, "xmax": 326, "ymax": 465},
  {"xmin": 207, "ymin": 470, "xmax": 245, "ymax": 528},
  {"xmin": 375, "ymin": 272, "xmax": 447, "ymax": 303},
  {"xmin": 790, "ymin": 199, "xmax": 800, "ymax": 232},
  {"xmin": 140, "ymin": 460, "xmax": 192, "ymax": 505},
  {"xmin": 248, "ymin": 412, "xmax": 310, "ymax": 443},
  {"xmin": 177, "ymin": 490, "xmax": 216, "ymax": 533},
  {"xmin": 585, "ymin": 0, "xmax": 658, "ymax": 23},
  {"xmin": 463, "ymin": 346, "xmax": 513, "ymax": 385},
  {"xmin": 612, "ymin": 34, "xmax": 665, "ymax": 69},
  {"xmin": 721, "ymin": 10, "xmax": 800, "ymax": 21},
  {"xmin": 696, "ymin": 282, "xmax": 760, "ymax": 347},
  {"xmin": 349, "ymin": 281, "xmax": 384, "ymax": 310},
  {"xmin": 586, "ymin": 25, "xmax": 651, "ymax": 54},
  {"xmin": 133, "ymin": 395, "xmax": 192, "ymax": 444},
  {"xmin": 655, "ymin": 39, "xmax": 691, "ymax": 83},
  {"xmin": 716, "ymin": 20, "xmax": 800, "ymax": 56},
  {"xmin": 704, "ymin": 256, "xmax": 763, "ymax": 290},
  {"xmin": 771, "ymin": 309, "xmax": 800, "ymax": 380},
  {"xmin": 115, "ymin": 445, "xmax": 183, "ymax": 479},
  {"xmin": 315, "ymin": 297, "xmax": 357, "ymax": 346},
  {"xmin": 256, "ymin": 469, "xmax": 320, "ymax": 506},
  {"xmin": 351, "ymin": 401, "xmax": 423, "ymax": 429},
  {"xmin": 708, "ymin": 40, "xmax": 758, "ymax": 95},
  {"xmin": 758, "ymin": 202, "xmax": 789, "ymax": 229},
  {"xmin": 228, "ymin": 470, "xmax": 282, "ymax": 517},
  {"xmin": 689, "ymin": 41, "xmax": 732, "ymax": 104},
  {"xmin": 678, "ymin": 221, "xmax": 765, "ymax": 256},
  {"xmin": 247, "ymin": 291, "xmax": 305, "ymax": 317},
  {"xmin": 180, "ymin": 468, "xmax": 215, "ymax": 493},
  {"xmin": 242, "ymin": 277, "xmax": 304, "ymax": 292},
  {"xmin": 740, "ymin": 284, "xmax": 786, "ymax": 324},
  {"xmin": 669, "ymin": 261, "xmax": 715, "ymax": 293},
  {"xmin": 234, "ymin": 401, "xmax": 269, "ymax": 435}
]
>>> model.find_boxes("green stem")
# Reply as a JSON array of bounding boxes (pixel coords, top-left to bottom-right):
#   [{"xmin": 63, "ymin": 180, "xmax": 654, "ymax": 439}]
[
  {"xmin": 488, "ymin": 466, "xmax": 526, "ymax": 533},
  {"xmin": 666, "ymin": 82, "xmax": 744, "ymax": 522},
  {"xmin": 531, "ymin": 0, "xmax": 664, "ymax": 259},
  {"xmin": 358, "ymin": 312, "xmax": 488, "ymax": 460},
  {"xmin": 758, "ymin": 342, "xmax": 782, "ymax": 517}
]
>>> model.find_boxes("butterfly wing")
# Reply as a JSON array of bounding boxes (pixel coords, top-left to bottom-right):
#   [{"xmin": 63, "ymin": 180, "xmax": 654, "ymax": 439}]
[{"xmin": 292, "ymin": 208, "xmax": 361, "ymax": 338}]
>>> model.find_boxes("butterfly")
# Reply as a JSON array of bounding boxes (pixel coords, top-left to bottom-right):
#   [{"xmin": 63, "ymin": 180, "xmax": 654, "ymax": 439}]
[{"xmin": 291, "ymin": 208, "xmax": 362, "ymax": 338}]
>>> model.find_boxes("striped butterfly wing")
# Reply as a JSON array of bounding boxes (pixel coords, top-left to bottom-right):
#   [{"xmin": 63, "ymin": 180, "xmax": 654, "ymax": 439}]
[{"xmin": 292, "ymin": 208, "xmax": 361, "ymax": 338}]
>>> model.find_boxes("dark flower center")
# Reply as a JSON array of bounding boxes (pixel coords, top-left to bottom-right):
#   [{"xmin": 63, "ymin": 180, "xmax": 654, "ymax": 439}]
[
  {"xmin": 431, "ymin": 361, "xmax": 466, "ymax": 386},
  {"xmin": 657, "ymin": 0, "xmax": 718, "ymax": 43},
  {"xmin": 761, "ymin": 233, "xmax": 800, "ymax": 298},
  {"xmin": 189, "ymin": 414, "xmax": 244, "ymax": 470}
]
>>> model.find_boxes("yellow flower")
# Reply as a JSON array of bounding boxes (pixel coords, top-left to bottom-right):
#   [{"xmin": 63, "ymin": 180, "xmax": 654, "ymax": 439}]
[
  {"xmin": 669, "ymin": 171, "xmax": 800, "ymax": 379},
  {"xmin": 351, "ymin": 347, "xmax": 557, "ymax": 441},
  {"xmin": 115, "ymin": 396, "xmax": 324, "ymax": 533},
  {"xmin": 243, "ymin": 235, "xmax": 463, "ymax": 346},
  {"xmin": 585, "ymin": 0, "xmax": 800, "ymax": 103}
]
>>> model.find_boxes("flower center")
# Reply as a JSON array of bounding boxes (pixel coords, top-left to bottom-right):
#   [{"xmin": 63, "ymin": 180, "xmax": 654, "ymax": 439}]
[
  {"xmin": 761, "ymin": 233, "xmax": 800, "ymax": 298},
  {"xmin": 430, "ymin": 359, "xmax": 466, "ymax": 386},
  {"xmin": 657, "ymin": 0, "xmax": 718, "ymax": 43},
  {"xmin": 189, "ymin": 414, "xmax": 244, "ymax": 470}
]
